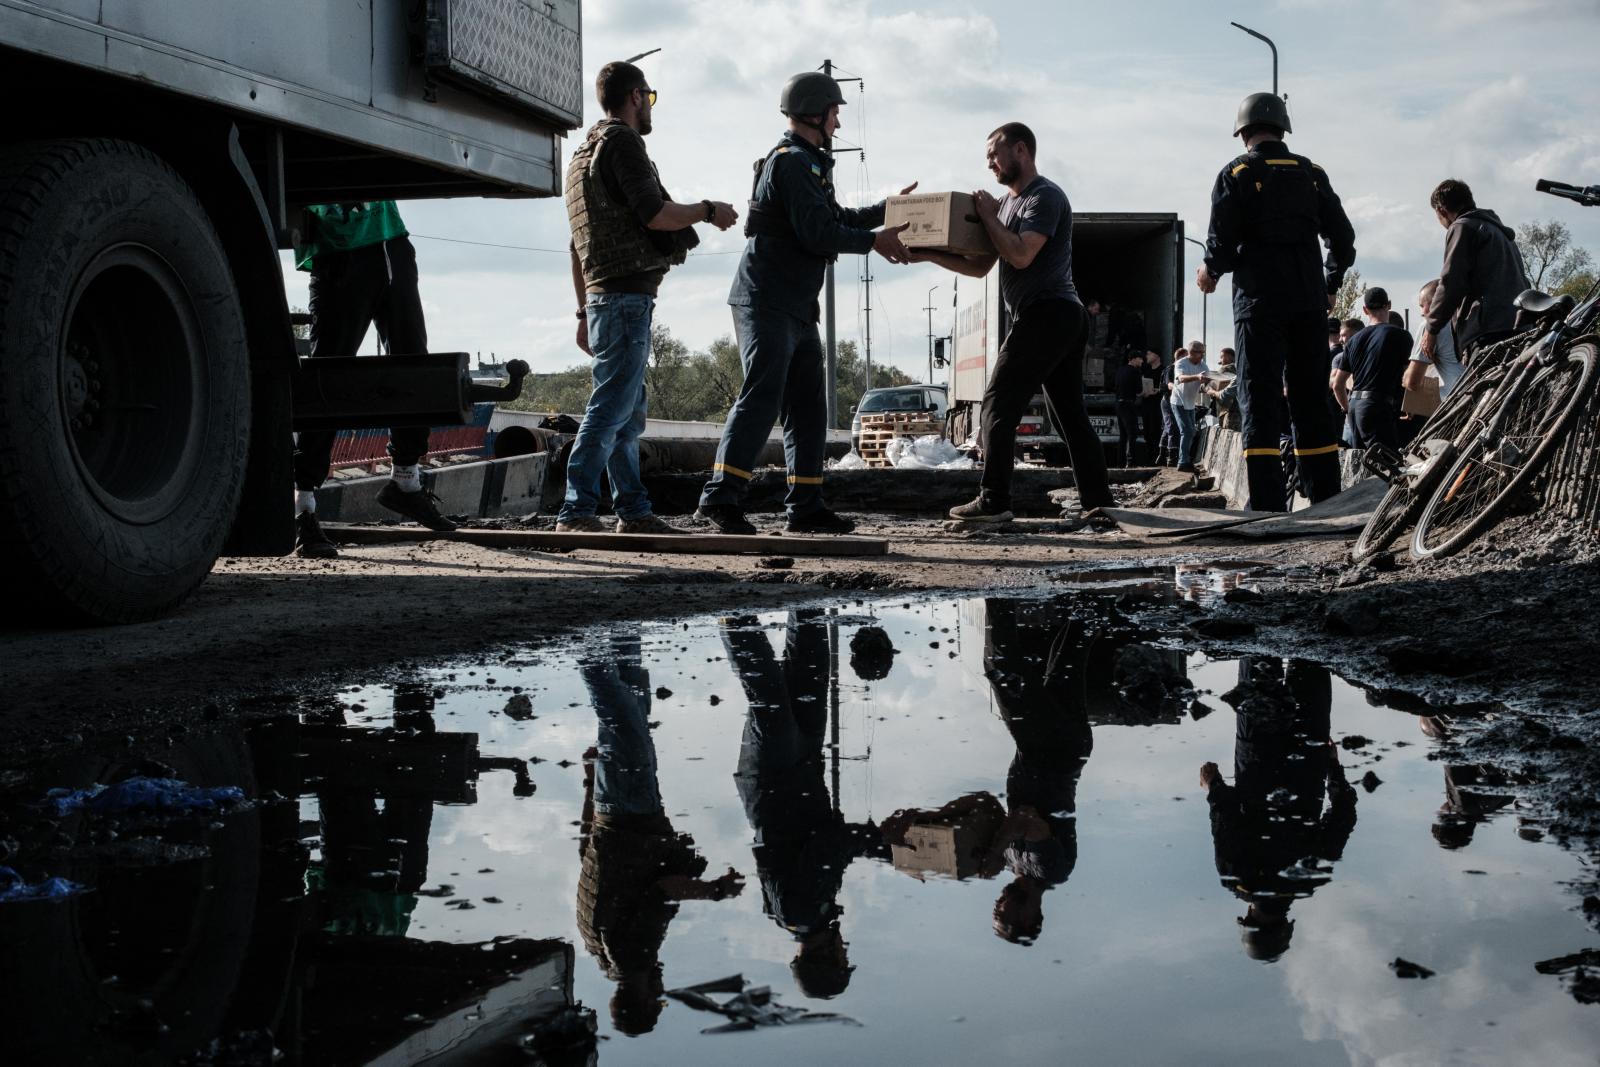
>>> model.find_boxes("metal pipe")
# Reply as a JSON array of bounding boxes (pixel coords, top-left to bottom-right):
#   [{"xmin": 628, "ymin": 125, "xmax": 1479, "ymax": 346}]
[{"xmin": 1182, "ymin": 236, "xmax": 1209, "ymax": 352}]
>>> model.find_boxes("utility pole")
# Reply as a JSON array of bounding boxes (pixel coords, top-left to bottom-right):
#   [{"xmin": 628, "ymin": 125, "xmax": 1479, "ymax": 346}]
[
  {"xmin": 1230, "ymin": 22, "xmax": 1280, "ymax": 96},
  {"xmin": 818, "ymin": 60, "xmax": 864, "ymax": 428},
  {"xmin": 923, "ymin": 284, "xmax": 939, "ymax": 384},
  {"xmin": 862, "ymin": 260, "xmax": 874, "ymax": 392},
  {"xmin": 1183, "ymin": 235, "xmax": 1208, "ymax": 351}
]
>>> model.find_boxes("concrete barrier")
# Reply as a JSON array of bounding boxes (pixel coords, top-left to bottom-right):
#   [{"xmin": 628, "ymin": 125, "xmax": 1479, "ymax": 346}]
[
  {"xmin": 1198, "ymin": 426, "xmax": 1370, "ymax": 509},
  {"xmin": 315, "ymin": 452, "xmax": 549, "ymax": 522}
]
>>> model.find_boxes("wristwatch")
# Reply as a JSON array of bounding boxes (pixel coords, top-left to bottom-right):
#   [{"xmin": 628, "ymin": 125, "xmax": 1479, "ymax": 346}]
[{"xmin": 701, "ymin": 199, "xmax": 715, "ymax": 223}]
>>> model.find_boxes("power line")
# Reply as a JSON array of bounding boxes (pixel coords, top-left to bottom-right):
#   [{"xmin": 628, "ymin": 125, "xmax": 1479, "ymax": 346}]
[{"xmin": 408, "ymin": 232, "xmax": 742, "ymax": 257}]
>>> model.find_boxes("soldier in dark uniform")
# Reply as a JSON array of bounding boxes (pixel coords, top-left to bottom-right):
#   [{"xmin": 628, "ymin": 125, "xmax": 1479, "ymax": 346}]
[
  {"xmin": 1196, "ymin": 93, "xmax": 1357, "ymax": 512},
  {"xmin": 1199, "ymin": 658, "xmax": 1357, "ymax": 961},
  {"xmin": 695, "ymin": 72, "xmax": 914, "ymax": 536},
  {"xmin": 721, "ymin": 611, "xmax": 885, "ymax": 998}
]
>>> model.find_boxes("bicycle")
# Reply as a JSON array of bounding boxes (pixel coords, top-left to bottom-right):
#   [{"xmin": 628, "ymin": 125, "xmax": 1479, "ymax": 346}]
[{"xmin": 1404, "ymin": 178, "xmax": 1600, "ymax": 560}]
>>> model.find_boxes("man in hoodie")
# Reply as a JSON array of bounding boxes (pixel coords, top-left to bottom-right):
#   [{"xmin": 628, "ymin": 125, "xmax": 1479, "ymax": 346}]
[{"xmin": 1419, "ymin": 179, "xmax": 1529, "ymax": 366}]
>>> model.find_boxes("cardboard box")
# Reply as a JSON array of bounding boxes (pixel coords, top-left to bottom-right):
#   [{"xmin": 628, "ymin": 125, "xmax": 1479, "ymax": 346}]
[
  {"xmin": 884, "ymin": 192, "xmax": 995, "ymax": 256},
  {"xmin": 1402, "ymin": 367, "xmax": 1441, "ymax": 418},
  {"xmin": 889, "ymin": 805, "xmax": 1002, "ymax": 880}
]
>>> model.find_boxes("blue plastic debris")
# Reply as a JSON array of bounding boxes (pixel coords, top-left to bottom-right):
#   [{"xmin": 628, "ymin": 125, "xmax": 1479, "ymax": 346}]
[
  {"xmin": 0, "ymin": 865, "xmax": 85, "ymax": 903},
  {"xmin": 41, "ymin": 776, "xmax": 246, "ymax": 818}
]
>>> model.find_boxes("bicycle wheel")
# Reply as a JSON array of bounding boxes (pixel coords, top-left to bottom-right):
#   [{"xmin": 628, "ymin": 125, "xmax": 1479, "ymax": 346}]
[
  {"xmin": 1411, "ymin": 338, "xmax": 1599, "ymax": 560},
  {"xmin": 1349, "ymin": 360, "xmax": 1505, "ymax": 562}
]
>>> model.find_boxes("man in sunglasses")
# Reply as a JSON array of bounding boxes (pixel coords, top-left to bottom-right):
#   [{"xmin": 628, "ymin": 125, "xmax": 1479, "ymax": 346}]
[{"xmin": 563, "ymin": 61, "xmax": 739, "ymax": 534}]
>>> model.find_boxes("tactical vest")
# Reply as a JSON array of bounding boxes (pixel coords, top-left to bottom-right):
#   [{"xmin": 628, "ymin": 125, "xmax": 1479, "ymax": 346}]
[
  {"xmin": 566, "ymin": 121, "xmax": 684, "ymax": 286},
  {"xmin": 1228, "ymin": 149, "xmax": 1322, "ymax": 246},
  {"xmin": 743, "ymin": 142, "xmax": 841, "ymax": 264}
]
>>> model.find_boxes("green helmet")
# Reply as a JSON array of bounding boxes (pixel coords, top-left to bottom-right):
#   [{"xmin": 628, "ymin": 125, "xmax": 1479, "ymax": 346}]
[
  {"xmin": 1233, "ymin": 92, "xmax": 1291, "ymax": 137},
  {"xmin": 780, "ymin": 71, "xmax": 847, "ymax": 117}
]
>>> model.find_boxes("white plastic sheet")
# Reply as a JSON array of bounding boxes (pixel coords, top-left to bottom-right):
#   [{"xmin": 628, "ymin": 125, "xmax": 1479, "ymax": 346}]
[
  {"xmin": 829, "ymin": 451, "xmax": 868, "ymax": 470},
  {"xmin": 887, "ymin": 435, "xmax": 976, "ymax": 470}
]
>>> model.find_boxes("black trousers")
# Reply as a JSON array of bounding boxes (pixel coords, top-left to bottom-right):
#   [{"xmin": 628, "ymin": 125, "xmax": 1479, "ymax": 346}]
[
  {"xmin": 1115, "ymin": 401, "xmax": 1142, "ymax": 468},
  {"xmin": 1234, "ymin": 312, "xmax": 1340, "ymax": 512},
  {"xmin": 293, "ymin": 237, "xmax": 431, "ymax": 491},
  {"xmin": 1140, "ymin": 396, "xmax": 1163, "ymax": 462},
  {"xmin": 979, "ymin": 299, "xmax": 1112, "ymax": 509},
  {"xmin": 1348, "ymin": 392, "xmax": 1399, "ymax": 451}
]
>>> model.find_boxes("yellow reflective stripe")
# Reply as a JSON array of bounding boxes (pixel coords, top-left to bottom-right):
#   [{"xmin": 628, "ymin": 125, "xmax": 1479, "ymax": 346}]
[
  {"xmin": 1242, "ymin": 448, "xmax": 1280, "ymax": 458},
  {"xmin": 787, "ymin": 475, "xmax": 824, "ymax": 485},
  {"xmin": 714, "ymin": 462, "xmax": 753, "ymax": 480},
  {"xmin": 1294, "ymin": 444, "xmax": 1340, "ymax": 457},
  {"xmin": 1264, "ymin": 158, "xmax": 1299, "ymax": 165},
  {"xmin": 1230, "ymin": 162, "xmax": 1250, "ymax": 176}
]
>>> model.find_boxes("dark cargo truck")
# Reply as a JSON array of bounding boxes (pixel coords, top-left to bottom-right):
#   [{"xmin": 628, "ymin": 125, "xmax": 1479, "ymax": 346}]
[
  {"xmin": 0, "ymin": 0, "xmax": 582, "ymax": 622},
  {"xmin": 947, "ymin": 213, "xmax": 1184, "ymax": 462}
]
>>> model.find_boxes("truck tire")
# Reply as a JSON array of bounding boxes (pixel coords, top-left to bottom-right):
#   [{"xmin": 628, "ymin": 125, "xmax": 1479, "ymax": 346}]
[{"xmin": 0, "ymin": 139, "xmax": 250, "ymax": 623}]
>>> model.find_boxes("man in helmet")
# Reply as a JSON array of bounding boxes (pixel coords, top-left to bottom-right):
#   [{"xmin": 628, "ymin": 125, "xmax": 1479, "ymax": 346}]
[
  {"xmin": 1196, "ymin": 93, "xmax": 1356, "ymax": 512},
  {"xmin": 695, "ymin": 71, "xmax": 915, "ymax": 535}
]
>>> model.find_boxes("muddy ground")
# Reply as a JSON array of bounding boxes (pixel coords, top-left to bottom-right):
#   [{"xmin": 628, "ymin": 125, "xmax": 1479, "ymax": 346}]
[{"xmin": 4, "ymin": 497, "xmax": 1599, "ymax": 909}]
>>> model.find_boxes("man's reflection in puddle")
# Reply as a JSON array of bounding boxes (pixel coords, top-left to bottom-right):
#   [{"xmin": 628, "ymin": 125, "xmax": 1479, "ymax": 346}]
[
  {"xmin": 982, "ymin": 600, "xmax": 1094, "ymax": 944},
  {"xmin": 313, "ymin": 681, "xmax": 437, "ymax": 937},
  {"xmin": 578, "ymin": 627, "xmax": 744, "ymax": 1034},
  {"xmin": 722, "ymin": 610, "xmax": 886, "ymax": 999},
  {"xmin": 1201, "ymin": 658, "xmax": 1357, "ymax": 961}
]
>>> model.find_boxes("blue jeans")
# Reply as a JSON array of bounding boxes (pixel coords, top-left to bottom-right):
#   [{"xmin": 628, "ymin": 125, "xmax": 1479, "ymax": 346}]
[
  {"xmin": 559, "ymin": 292, "xmax": 655, "ymax": 522},
  {"xmin": 581, "ymin": 631, "xmax": 663, "ymax": 818},
  {"xmin": 1174, "ymin": 403, "xmax": 1198, "ymax": 467}
]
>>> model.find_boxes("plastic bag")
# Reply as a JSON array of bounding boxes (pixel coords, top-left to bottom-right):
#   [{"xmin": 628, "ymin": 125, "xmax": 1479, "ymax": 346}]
[
  {"xmin": 42, "ymin": 776, "xmax": 246, "ymax": 817},
  {"xmin": 829, "ymin": 451, "xmax": 868, "ymax": 470},
  {"xmin": 890, "ymin": 435, "xmax": 975, "ymax": 470}
]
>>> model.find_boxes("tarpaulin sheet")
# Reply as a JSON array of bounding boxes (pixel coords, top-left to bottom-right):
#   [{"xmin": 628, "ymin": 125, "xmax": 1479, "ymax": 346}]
[{"xmin": 1096, "ymin": 479, "xmax": 1385, "ymax": 542}]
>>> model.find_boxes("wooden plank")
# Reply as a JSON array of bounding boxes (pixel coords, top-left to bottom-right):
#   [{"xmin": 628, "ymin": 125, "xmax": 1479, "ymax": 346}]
[{"xmin": 322, "ymin": 523, "xmax": 889, "ymax": 557}]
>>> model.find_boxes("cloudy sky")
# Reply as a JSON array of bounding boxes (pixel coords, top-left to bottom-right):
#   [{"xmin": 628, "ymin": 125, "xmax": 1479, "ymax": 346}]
[{"xmin": 281, "ymin": 0, "xmax": 1600, "ymax": 381}]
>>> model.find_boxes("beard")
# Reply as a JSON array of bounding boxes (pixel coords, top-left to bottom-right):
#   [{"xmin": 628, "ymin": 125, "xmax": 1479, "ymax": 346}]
[
  {"xmin": 994, "ymin": 162, "xmax": 1020, "ymax": 185},
  {"xmin": 639, "ymin": 113, "xmax": 652, "ymax": 136}
]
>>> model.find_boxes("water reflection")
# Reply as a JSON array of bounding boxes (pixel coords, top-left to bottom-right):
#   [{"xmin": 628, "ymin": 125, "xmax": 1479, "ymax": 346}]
[
  {"xmin": 2, "ymin": 592, "xmax": 1597, "ymax": 1064},
  {"xmin": 723, "ymin": 611, "xmax": 884, "ymax": 999},
  {"xmin": 1202, "ymin": 658, "xmax": 1356, "ymax": 962},
  {"xmin": 578, "ymin": 627, "xmax": 743, "ymax": 1034}
]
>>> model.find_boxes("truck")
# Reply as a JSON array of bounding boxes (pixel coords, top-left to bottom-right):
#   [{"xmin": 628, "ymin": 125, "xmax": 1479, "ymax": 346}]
[
  {"xmin": 0, "ymin": 0, "xmax": 582, "ymax": 623},
  {"xmin": 947, "ymin": 213, "xmax": 1185, "ymax": 463}
]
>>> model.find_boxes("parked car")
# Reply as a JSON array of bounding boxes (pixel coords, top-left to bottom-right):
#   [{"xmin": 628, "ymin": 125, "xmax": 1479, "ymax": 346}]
[{"xmin": 851, "ymin": 385, "xmax": 949, "ymax": 454}]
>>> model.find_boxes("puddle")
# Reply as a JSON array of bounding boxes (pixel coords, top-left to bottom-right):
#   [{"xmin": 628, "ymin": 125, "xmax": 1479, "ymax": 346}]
[{"xmin": 2, "ymin": 585, "xmax": 1598, "ymax": 1065}]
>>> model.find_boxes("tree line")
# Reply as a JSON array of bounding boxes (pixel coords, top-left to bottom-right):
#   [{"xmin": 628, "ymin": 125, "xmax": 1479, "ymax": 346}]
[{"xmin": 505, "ymin": 325, "xmax": 917, "ymax": 429}]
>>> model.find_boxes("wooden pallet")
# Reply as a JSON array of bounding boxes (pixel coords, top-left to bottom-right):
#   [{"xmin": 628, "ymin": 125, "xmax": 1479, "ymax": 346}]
[
  {"xmin": 857, "ymin": 414, "xmax": 943, "ymax": 468},
  {"xmin": 321, "ymin": 524, "xmax": 888, "ymax": 557}
]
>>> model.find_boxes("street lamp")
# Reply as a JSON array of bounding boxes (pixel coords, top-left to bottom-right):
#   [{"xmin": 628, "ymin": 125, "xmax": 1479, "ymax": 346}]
[
  {"xmin": 923, "ymin": 285, "xmax": 940, "ymax": 384},
  {"xmin": 1183, "ymin": 235, "xmax": 1209, "ymax": 352},
  {"xmin": 1229, "ymin": 22, "xmax": 1278, "ymax": 96}
]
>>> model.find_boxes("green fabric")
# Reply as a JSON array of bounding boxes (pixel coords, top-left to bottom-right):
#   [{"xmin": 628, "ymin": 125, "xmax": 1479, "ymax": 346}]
[{"xmin": 294, "ymin": 201, "xmax": 408, "ymax": 271}]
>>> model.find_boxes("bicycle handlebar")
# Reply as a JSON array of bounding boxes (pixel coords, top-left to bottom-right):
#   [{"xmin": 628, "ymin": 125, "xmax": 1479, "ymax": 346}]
[{"xmin": 1537, "ymin": 178, "xmax": 1600, "ymax": 206}]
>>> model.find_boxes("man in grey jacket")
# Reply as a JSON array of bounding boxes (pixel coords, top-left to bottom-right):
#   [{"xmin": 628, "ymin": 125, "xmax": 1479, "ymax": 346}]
[{"xmin": 1419, "ymin": 179, "xmax": 1529, "ymax": 364}]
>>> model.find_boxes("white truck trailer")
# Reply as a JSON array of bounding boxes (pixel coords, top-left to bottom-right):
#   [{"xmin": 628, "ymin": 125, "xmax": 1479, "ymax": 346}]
[
  {"xmin": 948, "ymin": 213, "xmax": 1185, "ymax": 462},
  {"xmin": 0, "ymin": 0, "xmax": 582, "ymax": 622}
]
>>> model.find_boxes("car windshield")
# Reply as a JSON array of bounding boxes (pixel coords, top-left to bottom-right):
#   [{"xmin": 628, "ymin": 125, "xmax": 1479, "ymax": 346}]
[{"xmin": 860, "ymin": 389, "xmax": 930, "ymax": 413}]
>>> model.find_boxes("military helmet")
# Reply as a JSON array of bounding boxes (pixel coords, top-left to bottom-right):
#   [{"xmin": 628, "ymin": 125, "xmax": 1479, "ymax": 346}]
[
  {"xmin": 780, "ymin": 71, "xmax": 847, "ymax": 117},
  {"xmin": 1233, "ymin": 92, "xmax": 1291, "ymax": 136}
]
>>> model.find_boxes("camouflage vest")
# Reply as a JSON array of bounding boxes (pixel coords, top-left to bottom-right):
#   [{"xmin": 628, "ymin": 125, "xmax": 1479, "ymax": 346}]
[{"xmin": 566, "ymin": 121, "xmax": 683, "ymax": 287}]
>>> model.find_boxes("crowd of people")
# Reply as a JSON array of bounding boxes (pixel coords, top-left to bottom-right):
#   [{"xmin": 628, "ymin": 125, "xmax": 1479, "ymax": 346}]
[{"xmin": 286, "ymin": 66, "xmax": 1535, "ymax": 556}]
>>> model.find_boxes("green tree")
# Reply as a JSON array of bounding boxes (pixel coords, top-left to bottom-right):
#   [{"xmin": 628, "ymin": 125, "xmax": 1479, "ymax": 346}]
[
  {"xmin": 1555, "ymin": 270, "xmax": 1598, "ymax": 300},
  {"xmin": 834, "ymin": 340, "xmax": 915, "ymax": 428},
  {"xmin": 1331, "ymin": 268, "xmax": 1364, "ymax": 321},
  {"xmin": 507, "ymin": 365, "xmax": 594, "ymax": 415},
  {"xmin": 643, "ymin": 323, "xmax": 695, "ymax": 420},
  {"xmin": 1517, "ymin": 219, "xmax": 1594, "ymax": 291}
]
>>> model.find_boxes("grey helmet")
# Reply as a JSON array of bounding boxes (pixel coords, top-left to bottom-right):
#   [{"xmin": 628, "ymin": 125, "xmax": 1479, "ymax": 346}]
[
  {"xmin": 1233, "ymin": 92, "xmax": 1291, "ymax": 137},
  {"xmin": 780, "ymin": 71, "xmax": 847, "ymax": 118}
]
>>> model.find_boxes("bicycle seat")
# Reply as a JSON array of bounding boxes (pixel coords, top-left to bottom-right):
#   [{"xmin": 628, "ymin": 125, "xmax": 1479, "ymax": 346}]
[{"xmin": 1513, "ymin": 288, "xmax": 1574, "ymax": 317}]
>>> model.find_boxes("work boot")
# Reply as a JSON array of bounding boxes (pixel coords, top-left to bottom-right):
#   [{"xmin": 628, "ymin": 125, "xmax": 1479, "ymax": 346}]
[
  {"xmin": 616, "ymin": 513, "xmax": 687, "ymax": 535},
  {"xmin": 787, "ymin": 507, "xmax": 856, "ymax": 535},
  {"xmin": 377, "ymin": 482, "xmax": 459, "ymax": 531},
  {"xmin": 694, "ymin": 504, "xmax": 758, "ymax": 536},
  {"xmin": 294, "ymin": 510, "xmax": 339, "ymax": 559},
  {"xmin": 555, "ymin": 515, "xmax": 608, "ymax": 533},
  {"xmin": 948, "ymin": 496, "xmax": 1014, "ymax": 524}
]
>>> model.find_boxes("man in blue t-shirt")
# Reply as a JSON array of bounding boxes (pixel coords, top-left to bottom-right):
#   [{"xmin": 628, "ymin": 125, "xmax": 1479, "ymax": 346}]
[
  {"xmin": 910, "ymin": 122, "xmax": 1113, "ymax": 524},
  {"xmin": 1330, "ymin": 287, "xmax": 1414, "ymax": 449}
]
